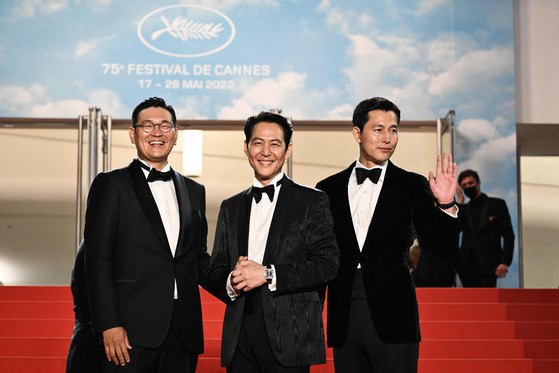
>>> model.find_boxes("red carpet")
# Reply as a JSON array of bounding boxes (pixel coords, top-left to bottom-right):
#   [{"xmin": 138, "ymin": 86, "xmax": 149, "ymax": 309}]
[{"xmin": 1, "ymin": 287, "xmax": 558, "ymax": 373}]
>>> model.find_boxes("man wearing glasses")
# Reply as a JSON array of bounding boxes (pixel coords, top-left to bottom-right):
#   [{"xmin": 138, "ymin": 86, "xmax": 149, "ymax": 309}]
[{"xmin": 83, "ymin": 97, "xmax": 210, "ymax": 372}]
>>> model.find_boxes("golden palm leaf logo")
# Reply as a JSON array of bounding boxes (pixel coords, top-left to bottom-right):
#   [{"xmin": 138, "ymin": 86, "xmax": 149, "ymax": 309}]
[
  {"xmin": 151, "ymin": 16, "xmax": 224, "ymax": 41},
  {"xmin": 138, "ymin": 5, "xmax": 235, "ymax": 58}
]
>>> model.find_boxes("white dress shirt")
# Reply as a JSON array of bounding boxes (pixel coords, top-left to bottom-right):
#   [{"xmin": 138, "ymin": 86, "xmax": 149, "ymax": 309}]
[
  {"xmin": 226, "ymin": 172, "xmax": 283, "ymax": 300},
  {"xmin": 348, "ymin": 160, "xmax": 387, "ymax": 260},
  {"xmin": 139, "ymin": 159, "xmax": 180, "ymax": 298}
]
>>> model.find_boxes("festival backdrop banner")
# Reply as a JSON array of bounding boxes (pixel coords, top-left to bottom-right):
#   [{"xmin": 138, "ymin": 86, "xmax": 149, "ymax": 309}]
[{"xmin": 0, "ymin": 0, "xmax": 518, "ymax": 287}]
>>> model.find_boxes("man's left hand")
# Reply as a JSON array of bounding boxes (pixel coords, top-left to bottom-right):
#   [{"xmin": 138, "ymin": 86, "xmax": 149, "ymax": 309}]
[
  {"xmin": 429, "ymin": 152, "xmax": 458, "ymax": 211},
  {"xmin": 495, "ymin": 264, "xmax": 508, "ymax": 278},
  {"xmin": 231, "ymin": 260, "xmax": 267, "ymax": 292}
]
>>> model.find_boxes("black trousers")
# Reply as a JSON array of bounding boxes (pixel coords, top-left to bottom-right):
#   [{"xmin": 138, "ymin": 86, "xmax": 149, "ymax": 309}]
[
  {"xmin": 459, "ymin": 269, "xmax": 498, "ymax": 287},
  {"xmin": 228, "ymin": 287, "xmax": 309, "ymax": 373},
  {"xmin": 66, "ymin": 318, "xmax": 103, "ymax": 373},
  {"xmin": 103, "ymin": 301, "xmax": 198, "ymax": 373},
  {"xmin": 333, "ymin": 270, "xmax": 419, "ymax": 373},
  {"xmin": 459, "ymin": 255, "xmax": 498, "ymax": 287}
]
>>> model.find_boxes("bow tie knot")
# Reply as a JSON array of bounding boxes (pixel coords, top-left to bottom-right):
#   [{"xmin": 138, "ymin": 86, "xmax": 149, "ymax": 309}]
[
  {"xmin": 147, "ymin": 168, "xmax": 173, "ymax": 182},
  {"xmin": 355, "ymin": 167, "xmax": 381, "ymax": 185},
  {"xmin": 139, "ymin": 163, "xmax": 173, "ymax": 182},
  {"xmin": 251, "ymin": 184, "xmax": 275, "ymax": 203},
  {"xmin": 137, "ymin": 160, "xmax": 173, "ymax": 182}
]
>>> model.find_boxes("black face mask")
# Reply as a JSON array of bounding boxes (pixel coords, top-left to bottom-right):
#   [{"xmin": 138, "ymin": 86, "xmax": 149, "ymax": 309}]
[{"xmin": 463, "ymin": 186, "xmax": 478, "ymax": 199}]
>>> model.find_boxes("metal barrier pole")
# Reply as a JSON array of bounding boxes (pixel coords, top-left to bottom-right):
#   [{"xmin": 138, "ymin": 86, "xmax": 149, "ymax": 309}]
[
  {"xmin": 286, "ymin": 116, "xmax": 293, "ymax": 178},
  {"xmin": 105, "ymin": 115, "xmax": 112, "ymax": 171},
  {"xmin": 436, "ymin": 117, "xmax": 442, "ymax": 155},
  {"xmin": 75, "ymin": 115, "xmax": 85, "ymax": 251},
  {"xmin": 87, "ymin": 108, "xmax": 98, "ymax": 187}
]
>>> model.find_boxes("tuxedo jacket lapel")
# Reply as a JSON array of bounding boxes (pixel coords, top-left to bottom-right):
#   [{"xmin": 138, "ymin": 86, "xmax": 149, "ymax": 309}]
[
  {"xmin": 477, "ymin": 197, "xmax": 489, "ymax": 232},
  {"xmin": 463, "ymin": 203, "xmax": 476, "ymax": 232},
  {"xmin": 362, "ymin": 162, "xmax": 398, "ymax": 250},
  {"xmin": 128, "ymin": 160, "xmax": 170, "ymax": 252},
  {"xmin": 463, "ymin": 196, "xmax": 489, "ymax": 233},
  {"xmin": 261, "ymin": 177, "xmax": 295, "ymax": 265},
  {"xmin": 172, "ymin": 171, "xmax": 191, "ymax": 258},
  {"xmin": 237, "ymin": 190, "xmax": 252, "ymax": 258},
  {"xmin": 333, "ymin": 164, "xmax": 361, "ymax": 255}
]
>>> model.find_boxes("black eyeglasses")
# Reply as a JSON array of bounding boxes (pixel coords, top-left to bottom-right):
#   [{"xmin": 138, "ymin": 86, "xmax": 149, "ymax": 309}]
[{"xmin": 135, "ymin": 120, "xmax": 175, "ymax": 133}]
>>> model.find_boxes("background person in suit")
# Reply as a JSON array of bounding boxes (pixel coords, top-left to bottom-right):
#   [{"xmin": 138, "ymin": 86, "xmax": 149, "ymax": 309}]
[
  {"xmin": 456, "ymin": 169, "xmax": 515, "ymax": 287},
  {"xmin": 66, "ymin": 241, "xmax": 102, "ymax": 373},
  {"xmin": 207, "ymin": 111, "xmax": 339, "ymax": 373},
  {"xmin": 84, "ymin": 97, "xmax": 210, "ymax": 372},
  {"xmin": 316, "ymin": 97, "xmax": 459, "ymax": 373}
]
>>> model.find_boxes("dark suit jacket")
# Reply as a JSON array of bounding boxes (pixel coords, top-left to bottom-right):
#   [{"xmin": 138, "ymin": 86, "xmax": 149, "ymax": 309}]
[
  {"xmin": 66, "ymin": 241, "xmax": 101, "ymax": 373},
  {"xmin": 207, "ymin": 176, "xmax": 339, "ymax": 367},
  {"xmin": 316, "ymin": 161, "xmax": 459, "ymax": 345},
  {"xmin": 456, "ymin": 193, "xmax": 514, "ymax": 276},
  {"xmin": 84, "ymin": 159, "xmax": 210, "ymax": 353}
]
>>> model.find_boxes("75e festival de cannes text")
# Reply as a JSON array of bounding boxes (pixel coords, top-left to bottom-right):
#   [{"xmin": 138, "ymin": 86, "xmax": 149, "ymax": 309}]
[{"xmin": 102, "ymin": 63, "xmax": 271, "ymax": 90}]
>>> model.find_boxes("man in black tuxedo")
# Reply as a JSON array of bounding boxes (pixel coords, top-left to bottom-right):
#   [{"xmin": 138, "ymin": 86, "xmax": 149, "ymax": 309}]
[
  {"xmin": 456, "ymin": 169, "xmax": 515, "ymax": 287},
  {"xmin": 66, "ymin": 241, "xmax": 102, "ymax": 373},
  {"xmin": 316, "ymin": 97, "xmax": 459, "ymax": 372},
  {"xmin": 84, "ymin": 97, "xmax": 210, "ymax": 372},
  {"xmin": 207, "ymin": 111, "xmax": 339, "ymax": 373}
]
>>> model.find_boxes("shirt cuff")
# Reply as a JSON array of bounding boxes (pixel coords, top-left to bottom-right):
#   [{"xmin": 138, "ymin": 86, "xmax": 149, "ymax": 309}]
[
  {"xmin": 440, "ymin": 204, "xmax": 459, "ymax": 218},
  {"xmin": 226, "ymin": 272, "xmax": 238, "ymax": 301}
]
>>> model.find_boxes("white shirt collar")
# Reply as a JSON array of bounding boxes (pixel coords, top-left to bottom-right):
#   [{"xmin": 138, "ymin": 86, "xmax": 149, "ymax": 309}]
[
  {"xmin": 138, "ymin": 158, "xmax": 171, "ymax": 178},
  {"xmin": 252, "ymin": 172, "xmax": 285, "ymax": 188},
  {"xmin": 355, "ymin": 159, "xmax": 387, "ymax": 171}
]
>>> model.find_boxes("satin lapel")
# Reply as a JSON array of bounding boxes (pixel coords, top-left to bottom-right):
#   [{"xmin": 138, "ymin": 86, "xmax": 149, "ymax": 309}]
[
  {"xmin": 334, "ymin": 164, "xmax": 360, "ymax": 252},
  {"xmin": 172, "ymin": 172, "xmax": 192, "ymax": 258},
  {"xmin": 362, "ymin": 161, "xmax": 398, "ymax": 249},
  {"xmin": 262, "ymin": 177, "xmax": 294, "ymax": 265},
  {"xmin": 477, "ymin": 197, "xmax": 489, "ymax": 232},
  {"xmin": 237, "ymin": 189, "xmax": 252, "ymax": 258},
  {"xmin": 128, "ymin": 160, "xmax": 170, "ymax": 250},
  {"xmin": 465, "ymin": 203, "xmax": 475, "ymax": 232}
]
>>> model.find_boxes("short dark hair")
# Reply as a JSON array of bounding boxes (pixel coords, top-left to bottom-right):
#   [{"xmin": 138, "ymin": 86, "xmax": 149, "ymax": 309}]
[
  {"xmin": 131, "ymin": 97, "xmax": 177, "ymax": 128},
  {"xmin": 352, "ymin": 97, "xmax": 401, "ymax": 131},
  {"xmin": 244, "ymin": 111, "xmax": 293, "ymax": 148},
  {"xmin": 458, "ymin": 169, "xmax": 480, "ymax": 184}
]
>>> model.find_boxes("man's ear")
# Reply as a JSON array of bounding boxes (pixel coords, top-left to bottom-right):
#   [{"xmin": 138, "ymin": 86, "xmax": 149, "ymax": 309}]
[
  {"xmin": 352, "ymin": 126, "xmax": 362, "ymax": 143},
  {"xmin": 129, "ymin": 127, "xmax": 136, "ymax": 144},
  {"xmin": 243, "ymin": 141, "xmax": 249, "ymax": 157},
  {"xmin": 285, "ymin": 143, "xmax": 293, "ymax": 159}
]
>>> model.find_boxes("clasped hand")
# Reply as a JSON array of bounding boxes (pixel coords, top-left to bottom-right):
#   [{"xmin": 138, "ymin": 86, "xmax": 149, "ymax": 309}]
[{"xmin": 230, "ymin": 256, "xmax": 267, "ymax": 293}]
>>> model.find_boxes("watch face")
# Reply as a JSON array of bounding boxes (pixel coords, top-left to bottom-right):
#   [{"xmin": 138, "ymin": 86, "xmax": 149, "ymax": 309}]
[{"xmin": 265, "ymin": 268, "xmax": 273, "ymax": 280}]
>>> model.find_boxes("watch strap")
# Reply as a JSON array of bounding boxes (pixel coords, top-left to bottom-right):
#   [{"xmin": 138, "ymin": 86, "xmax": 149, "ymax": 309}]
[{"xmin": 437, "ymin": 199, "xmax": 456, "ymax": 209}]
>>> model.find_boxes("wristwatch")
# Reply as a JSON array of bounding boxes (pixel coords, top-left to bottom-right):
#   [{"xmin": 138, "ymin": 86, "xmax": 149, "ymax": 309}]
[
  {"xmin": 264, "ymin": 265, "xmax": 274, "ymax": 284},
  {"xmin": 437, "ymin": 199, "xmax": 456, "ymax": 209}
]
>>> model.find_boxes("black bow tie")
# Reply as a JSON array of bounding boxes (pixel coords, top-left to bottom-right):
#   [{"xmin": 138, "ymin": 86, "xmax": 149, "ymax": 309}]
[
  {"xmin": 138, "ymin": 161, "xmax": 173, "ymax": 182},
  {"xmin": 251, "ymin": 177, "xmax": 285, "ymax": 203},
  {"xmin": 355, "ymin": 167, "xmax": 381, "ymax": 185},
  {"xmin": 147, "ymin": 168, "xmax": 173, "ymax": 182},
  {"xmin": 251, "ymin": 184, "xmax": 275, "ymax": 203}
]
